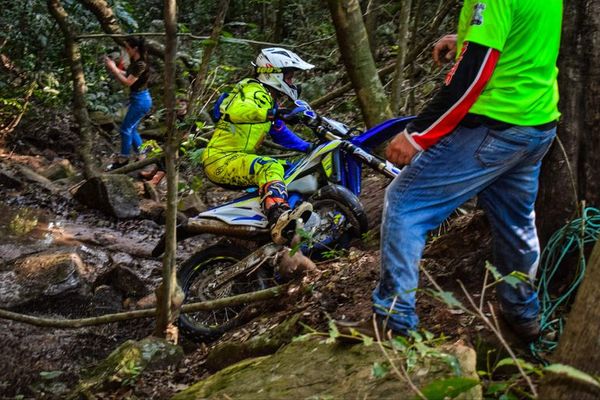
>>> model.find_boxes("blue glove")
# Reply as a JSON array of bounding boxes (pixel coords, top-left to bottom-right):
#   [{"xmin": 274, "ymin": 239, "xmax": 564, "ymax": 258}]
[{"xmin": 281, "ymin": 100, "xmax": 317, "ymax": 123}]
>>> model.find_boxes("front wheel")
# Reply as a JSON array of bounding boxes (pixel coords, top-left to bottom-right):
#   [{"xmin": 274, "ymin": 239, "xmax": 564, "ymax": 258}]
[
  {"xmin": 177, "ymin": 243, "xmax": 273, "ymax": 342},
  {"xmin": 301, "ymin": 184, "xmax": 368, "ymax": 258}
]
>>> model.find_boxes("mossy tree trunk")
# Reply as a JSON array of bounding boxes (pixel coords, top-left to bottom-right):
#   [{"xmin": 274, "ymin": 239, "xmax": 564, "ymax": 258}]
[
  {"xmin": 47, "ymin": 0, "xmax": 97, "ymax": 179},
  {"xmin": 327, "ymin": 0, "xmax": 393, "ymax": 128},
  {"xmin": 76, "ymin": 0, "xmax": 126, "ymax": 46},
  {"xmin": 537, "ymin": 0, "xmax": 600, "ymax": 242},
  {"xmin": 154, "ymin": 0, "xmax": 180, "ymax": 340},
  {"xmin": 538, "ymin": 237, "xmax": 600, "ymax": 399}
]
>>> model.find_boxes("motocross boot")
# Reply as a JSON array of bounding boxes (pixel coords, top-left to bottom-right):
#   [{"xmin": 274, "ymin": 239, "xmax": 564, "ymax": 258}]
[{"xmin": 261, "ymin": 181, "xmax": 313, "ymax": 245}]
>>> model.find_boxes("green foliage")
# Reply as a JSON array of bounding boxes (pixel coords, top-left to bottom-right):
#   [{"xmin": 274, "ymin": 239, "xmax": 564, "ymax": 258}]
[
  {"xmin": 485, "ymin": 262, "xmax": 529, "ymax": 289},
  {"xmin": 372, "ymin": 362, "xmax": 390, "ymax": 379},
  {"xmin": 418, "ymin": 377, "xmax": 479, "ymax": 400},
  {"xmin": 119, "ymin": 359, "xmax": 143, "ymax": 387},
  {"xmin": 320, "ymin": 248, "xmax": 348, "ymax": 260},
  {"xmin": 543, "ymin": 364, "xmax": 600, "ymax": 388}
]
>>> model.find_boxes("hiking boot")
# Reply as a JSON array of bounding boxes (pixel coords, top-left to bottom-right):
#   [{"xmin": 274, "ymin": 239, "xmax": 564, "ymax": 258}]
[
  {"xmin": 268, "ymin": 202, "xmax": 313, "ymax": 245},
  {"xmin": 335, "ymin": 315, "xmax": 405, "ymax": 343},
  {"xmin": 502, "ymin": 316, "xmax": 540, "ymax": 343},
  {"xmin": 105, "ymin": 155, "xmax": 129, "ymax": 172}
]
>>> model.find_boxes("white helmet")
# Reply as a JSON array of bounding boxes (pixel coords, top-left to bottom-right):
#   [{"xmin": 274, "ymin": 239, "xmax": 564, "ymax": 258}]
[{"xmin": 253, "ymin": 47, "xmax": 314, "ymax": 100}]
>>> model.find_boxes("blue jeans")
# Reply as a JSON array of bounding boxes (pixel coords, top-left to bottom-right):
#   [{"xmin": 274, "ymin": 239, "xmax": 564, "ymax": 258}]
[
  {"xmin": 373, "ymin": 124, "xmax": 556, "ymax": 333},
  {"xmin": 120, "ymin": 89, "xmax": 152, "ymax": 156}
]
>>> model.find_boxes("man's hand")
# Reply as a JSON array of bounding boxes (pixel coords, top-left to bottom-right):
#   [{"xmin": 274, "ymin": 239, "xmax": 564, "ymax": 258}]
[
  {"xmin": 385, "ymin": 130, "xmax": 420, "ymax": 166},
  {"xmin": 433, "ymin": 34, "xmax": 458, "ymax": 66}
]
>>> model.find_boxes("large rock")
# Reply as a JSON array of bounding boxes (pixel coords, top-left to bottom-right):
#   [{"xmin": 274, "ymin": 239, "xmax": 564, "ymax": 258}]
[
  {"xmin": 70, "ymin": 337, "xmax": 183, "ymax": 397},
  {"xmin": 74, "ymin": 175, "xmax": 140, "ymax": 219},
  {"xmin": 0, "ymin": 167, "xmax": 24, "ymax": 190},
  {"xmin": 96, "ymin": 264, "xmax": 149, "ymax": 298},
  {"xmin": 206, "ymin": 314, "xmax": 302, "ymax": 372},
  {"xmin": 174, "ymin": 339, "xmax": 481, "ymax": 400},
  {"xmin": 0, "ymin": 250, "xmax": 91, "ymax": 308},
  {"xmin": 178, "ymin": 192, "xmax": 206, "ymax": 216},
  {"xmin": 40, "ymin": 159, "xmax": 76, "ymax": 181}
]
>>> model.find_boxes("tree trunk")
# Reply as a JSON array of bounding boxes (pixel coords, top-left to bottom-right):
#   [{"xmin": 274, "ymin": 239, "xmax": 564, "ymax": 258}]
[
  {"xmin": 538, "ymin": 237, "xmax": 600, "ymax": 399},
  {"xmin": 537, "ymin": 0, "xmax": 600, "ymax": 242},
  {"xmin": 154, "ymin": 0, "xmax": 180, "ymax": 341},
  {"xmin": 361, "ymin": 0, "xmax": 378, "ymax": 58},
  {"xmin": 536, "ymin": 2, "xmax": 600, "ymax": 397},
  {"xmin": 390, "ymin": 0, "xmax": 413, "ymax": 113},
  {"xmin": 47, "ymin": 0, "xmax": 97, "ymax": 179},
  {"xmin": 327, "ymin": 0, "xmax": 392, "ymax": 128},
  {"xmin": 272, "ymin": 0, "xmax": 285, "ymax": 43},
  {"xmin": 187, "ymin": 0, "xmax": 230, "ymax": 117}
]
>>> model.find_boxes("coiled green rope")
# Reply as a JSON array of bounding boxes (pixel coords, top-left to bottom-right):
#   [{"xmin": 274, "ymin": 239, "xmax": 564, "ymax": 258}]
[{"xmin": 530, "ymin": 206, "xmax": 600, "ymax": 360}]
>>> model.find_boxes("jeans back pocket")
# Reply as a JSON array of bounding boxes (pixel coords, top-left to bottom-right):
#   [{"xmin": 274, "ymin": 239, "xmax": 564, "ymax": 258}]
[{"xmin": 475, "ymin": 130, "xmax": 528, "ymax": 168}]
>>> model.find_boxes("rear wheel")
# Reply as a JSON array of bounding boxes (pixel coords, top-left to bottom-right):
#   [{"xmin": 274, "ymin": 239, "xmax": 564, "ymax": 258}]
[{"xmin": 177, "ymin": 243, "xmax": 273, "ymax": 342}]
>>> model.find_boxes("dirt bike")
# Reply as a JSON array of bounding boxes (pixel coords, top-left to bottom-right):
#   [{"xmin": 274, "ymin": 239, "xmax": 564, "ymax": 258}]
[{"xmin": 152, "ymin": 106, "xmax": 414, "ymax": 342}]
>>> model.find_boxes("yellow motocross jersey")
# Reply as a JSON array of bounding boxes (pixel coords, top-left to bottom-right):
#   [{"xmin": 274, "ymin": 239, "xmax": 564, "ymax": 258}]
[{"xmin": 203, "ymin": 78, "xmax": 274, "ymax": 159}]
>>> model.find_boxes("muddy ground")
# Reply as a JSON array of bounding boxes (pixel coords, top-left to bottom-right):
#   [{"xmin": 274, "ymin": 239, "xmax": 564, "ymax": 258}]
[{"xmin": 0, "ymin": 109, "xmax": 512, "ymax": 399}]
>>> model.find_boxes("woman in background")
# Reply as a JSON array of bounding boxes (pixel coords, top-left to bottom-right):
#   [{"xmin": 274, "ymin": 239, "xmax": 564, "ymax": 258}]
[{"xmin": 104, "ymin": 36, "xmax": 152, "ymax": 170}]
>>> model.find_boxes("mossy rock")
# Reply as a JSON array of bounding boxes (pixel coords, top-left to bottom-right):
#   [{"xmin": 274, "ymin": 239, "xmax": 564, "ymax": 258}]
[
  {"xmin": 206, "ymin": 314, "xmax": 302, "ymax": 372},
  {"xmin": 174, "ymin": 338, "xmax": 481, "ymax": 400},
  {"xmin": 70, "ymin": 337, "xmax": 183, "ymax": 398}
]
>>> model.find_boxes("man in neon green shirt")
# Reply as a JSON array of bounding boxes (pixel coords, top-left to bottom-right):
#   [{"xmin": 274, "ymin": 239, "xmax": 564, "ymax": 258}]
[
  {"xmin": 203, "ymin": 48, "xmax": 315, "ymax": 244},
  {"xmin": 339, "ymin": 0, "xmax": 562, "ymax": 342}
]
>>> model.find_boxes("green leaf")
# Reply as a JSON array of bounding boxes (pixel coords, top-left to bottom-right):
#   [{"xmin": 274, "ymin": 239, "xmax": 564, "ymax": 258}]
[
  {"xmin": 432, "ymin": 290, "xmax": 463, "ymax": 309},
  {"xmin": 391, "ymin": 336, "xmax": 410, "ymax": 351},
  {"xmin": 372, "ymin": 362, "xmax": 389, "ymax": 379},
  {"xmin": 328, "ymin": 320, "xmax": 340, "ymax": 339},
  {"xmin": 494, "ymin": 357, "xmax": 536, "ymax": 372},
  {"xmin": 410, "ymin": 330, "xmax": 423, "ymax": 343},
  {"xmin": 499, "ymin": 393, "xmax": 518, "ymax": 400},
  {"xmin": 544, "ymin": 364, "xmax": 600, "ymax": 388},
  {"xmin": 40, "ymin": 370, "xmax": 64, "ymax": 380},
  {"xmin": 362, "ymin": 335, "xmax": 374, "ymax": 346},
  {"xmin": 417, "ymin": 377, "xmax": 479, "ymax": 400},
  {"xmin": 486, "ymin": 381, "xmax": 509, "ymax": 395},
  {"xmin": 424, "ymin": 330, "xmax": 435, "ymax": 341},
  {"xmin": 485, "ymin": 261, "xmax": 503, "ymax": 281},
  {"xmin": 502, "ymin": 271, "xmax": 529, "ymax": 288},
  {"xmin": 292, "ymin": 333, "xmax": 313, "ymax": 342}
]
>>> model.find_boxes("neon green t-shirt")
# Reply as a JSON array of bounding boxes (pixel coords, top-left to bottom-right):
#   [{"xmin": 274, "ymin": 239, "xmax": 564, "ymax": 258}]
[{"xmin": 457, "ymin": 0, "xmax": 562, "ymax": 125}]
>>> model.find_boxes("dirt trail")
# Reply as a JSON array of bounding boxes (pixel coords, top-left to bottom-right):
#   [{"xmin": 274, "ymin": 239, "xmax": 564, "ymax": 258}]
[{"xmin": 0, "ymin": 112, "xmax": 495, "ymax": 399}]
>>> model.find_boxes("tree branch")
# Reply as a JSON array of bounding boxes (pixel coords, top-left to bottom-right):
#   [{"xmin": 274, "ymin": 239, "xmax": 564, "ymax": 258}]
[{"xmin": 0, "ymin": 285, "xmax": 288, "ymax": 328}]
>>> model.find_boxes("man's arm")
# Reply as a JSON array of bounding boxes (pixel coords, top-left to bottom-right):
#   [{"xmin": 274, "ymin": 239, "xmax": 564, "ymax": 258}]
[
  {"xmin": 386, "ymin": 40, "xmax": 500, "ymax": 165},
  {"xmin": 405, "ymin": 41, "xmax": 500, "ymax": 150}
]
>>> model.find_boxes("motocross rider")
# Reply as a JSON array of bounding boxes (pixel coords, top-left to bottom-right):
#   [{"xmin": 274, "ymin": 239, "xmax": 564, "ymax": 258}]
[{"xmin": 202, "ymin": 48, "xmax": 315, "ymax": 244}]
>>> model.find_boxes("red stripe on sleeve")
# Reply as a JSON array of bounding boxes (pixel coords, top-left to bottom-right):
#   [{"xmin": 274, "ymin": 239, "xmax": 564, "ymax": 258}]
[{"xmin": 412, "ymin": 47, "xmax": 500, "ymax": 150}]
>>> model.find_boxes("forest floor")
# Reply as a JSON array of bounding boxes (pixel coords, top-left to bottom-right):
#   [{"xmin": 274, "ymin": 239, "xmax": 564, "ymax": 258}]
[{"xmin": 0, "ymin": 109, "xmax": 523, "ymax": 399}]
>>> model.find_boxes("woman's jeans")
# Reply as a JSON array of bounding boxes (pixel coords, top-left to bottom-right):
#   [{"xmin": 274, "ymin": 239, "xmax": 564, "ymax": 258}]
[
  {"xmin": 373, "ymin": 124, "xmax": 556, "ymax": 333},
  {"xmin": 120, "ymin": 89, "xmax": 152, "ymax": 156}
]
